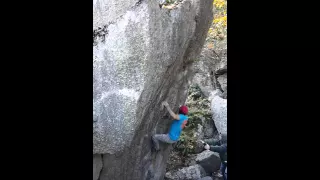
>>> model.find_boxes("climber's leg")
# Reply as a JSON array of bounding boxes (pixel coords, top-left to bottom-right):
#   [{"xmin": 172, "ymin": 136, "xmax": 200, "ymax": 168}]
[
  {"xmin": 152, "ymin": 134, "xmax": 176, "ymax": 151},
  {"xmin": 151, "ymin": 135, "xmax": 160, "ymax": 151},
  {"xmin": 155, "ymin": 134, "xmax": 176, "ymax": 143}
]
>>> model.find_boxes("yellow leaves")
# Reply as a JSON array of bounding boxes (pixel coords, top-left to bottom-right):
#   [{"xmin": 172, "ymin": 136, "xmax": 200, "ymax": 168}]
[
  {"xmin": 221, "ymin": 16, "xmax": 227, "ymax": 27},
  {"xmin": 213, "ymin": 15, "xmax": 227, "ymax": 27},
  {"xmin": 212, "ymin": 0, "xmax": 227, "ymax": 27},
  {"xmin": 206, "ymin": 0, "xmax": 227, "ymax": 42},
  {"xmin": 222, "ymin": 19, "xmax": 227, "ymax": 27},
  {"xmin": 213, "ymin": 0, "xmax": 226, "ymax": 9}
]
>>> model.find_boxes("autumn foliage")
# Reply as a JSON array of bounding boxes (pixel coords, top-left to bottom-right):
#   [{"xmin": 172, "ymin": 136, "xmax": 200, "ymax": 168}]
[{"xmin": 207, "ymin": 0, "xmax": 227, "ymax": 47}]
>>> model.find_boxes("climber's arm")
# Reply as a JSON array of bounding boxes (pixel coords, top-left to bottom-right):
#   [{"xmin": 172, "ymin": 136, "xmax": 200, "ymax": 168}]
[
  {"xmin": 210, "ymin": 145, "xmax": 227, "ymax": 153},
  {"xmin": 204, "ymin": 139, "xmax": 221, "ymax": 146},
  {"xmin": 162, "ymin": 101, "xmax": 180, "ymax": 120}
]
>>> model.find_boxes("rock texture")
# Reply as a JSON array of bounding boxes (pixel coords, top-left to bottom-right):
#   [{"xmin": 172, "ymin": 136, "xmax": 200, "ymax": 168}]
[
  {"xmin": 165, "ymin": 150, "xmax": 220, "ymax": 180},
  {"xmin": 210, "ymin": 90, "xmax": 227, "ymax": 134},
  {"xmin": 195, "ymin": 150, "xmax": 221, "ymax": 175},
  {"xmin": 214, "ymin": 49, "xmax": 227, "ymax": 97},
  {"xmin": 191, "ymin": 20, "xmax": 227, "ymax": 137},
  {"xmin": 194, "ymin": 124, "xmax": 204, "ymax": 142},
  {"xmin": 203, "ymin": 117, "xmax": 215, "ymax": 138},
  {"xmin": 199, "ymin": 176, "xmax": 213, "ymax": 180},
  {"xmin": 165, "ymin": 164, "xmax": 206, "ymax": 180},
  {"xmin": 93, "ymin": 0, "xmax": 214, "ymax": 180},
  {"xmin": 93, "ymin": 154, "xmax": 103, "ymax": 180},
  {"xmin": 192, "ymin": 32, "xmax": 227, "ymax": 99},
  {"xmin": 194, "ymin": 140, "xmax": 205, "ymax": 154},
  {"xmin": 192, "ymin": 58, "xmax": 215, "ymax": 97}
]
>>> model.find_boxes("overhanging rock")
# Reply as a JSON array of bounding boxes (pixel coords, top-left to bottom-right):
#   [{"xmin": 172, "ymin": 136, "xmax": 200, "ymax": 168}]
[{"xmin": 93, "ymin": 0, "xmax": 214, "ymax": 179}]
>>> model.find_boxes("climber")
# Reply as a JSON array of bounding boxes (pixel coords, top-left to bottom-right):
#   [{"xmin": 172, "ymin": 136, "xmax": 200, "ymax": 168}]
[
  {"xmin": 203, "ymin": 133, "xmax": 227, "ymax": 180},
  {"xmin": 151, "ymin": 101, "xmax": 188, "ymax": 151}
]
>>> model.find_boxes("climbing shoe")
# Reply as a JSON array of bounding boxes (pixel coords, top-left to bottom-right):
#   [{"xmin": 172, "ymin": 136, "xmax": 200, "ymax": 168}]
[{"xmin": 151, "ymin": 135, "xmax": 160, "ymax": 151}]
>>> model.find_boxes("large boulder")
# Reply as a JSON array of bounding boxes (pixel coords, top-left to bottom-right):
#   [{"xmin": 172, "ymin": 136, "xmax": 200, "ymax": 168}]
[
  {"xmin": 165, "ymin": 164, "xmax": 206, "ymax": 180},
  {"xmin": 209, "ymin": 90, "xmax": 227, "ymax": 134},
  {"xmin": 93, "ymin": 0, "xmax": 214, "ymax": 180},
  {"xmin": 195, "ymin": 150, "xmax": 221, "ymax": 175},
  {"xmin": 195, "ymin": 140, "xmax": 205, "ymax": 154}
]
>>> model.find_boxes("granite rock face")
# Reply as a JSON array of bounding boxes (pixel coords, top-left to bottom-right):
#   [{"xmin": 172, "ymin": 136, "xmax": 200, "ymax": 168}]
[
  {"xmin": 93, "ymin": 154, "xmax": 103, "ymax": 180},
  {"xmin": 93, "ymin": 0, "xmax": 214, "ymax": 179}
]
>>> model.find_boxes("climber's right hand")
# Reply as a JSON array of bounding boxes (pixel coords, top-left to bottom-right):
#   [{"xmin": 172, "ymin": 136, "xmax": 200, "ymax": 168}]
[
  {"xmin": 204, "ymin": 144, "xmax": 210, "ymax": 150},
  {"xmin": 162, "ymin": 101, "xmax": 169, "ymax": 107}
]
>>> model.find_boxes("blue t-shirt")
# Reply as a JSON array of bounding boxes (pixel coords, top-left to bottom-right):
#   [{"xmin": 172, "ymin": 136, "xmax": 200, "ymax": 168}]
[{"xmin": 168, "ymin": 114, "xmax": 188, "ymax": 141}]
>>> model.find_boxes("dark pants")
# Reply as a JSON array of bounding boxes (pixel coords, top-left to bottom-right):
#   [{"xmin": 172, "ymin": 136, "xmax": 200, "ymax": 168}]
[{"xmin": 220, "ymin": 163, "xmax": 227, "ymax": 180}]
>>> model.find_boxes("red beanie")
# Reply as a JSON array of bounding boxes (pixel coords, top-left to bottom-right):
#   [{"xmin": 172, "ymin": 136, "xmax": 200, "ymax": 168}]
[{"xmin": 179, "ymin": 106, "xmax": 188, "ymax": 115}]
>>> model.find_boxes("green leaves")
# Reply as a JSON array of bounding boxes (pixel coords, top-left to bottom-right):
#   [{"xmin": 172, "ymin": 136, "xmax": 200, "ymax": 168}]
[
  {"xmin": 165, "ymin": 0, "xmax": 175, "ymax": 5},
  {"xmin": 213, "ymin": 0, "xmax": 226, "ymax": 9},
  {"xmin": 175, "ymin": 130, "xmax": 197, "ymax": 156}
]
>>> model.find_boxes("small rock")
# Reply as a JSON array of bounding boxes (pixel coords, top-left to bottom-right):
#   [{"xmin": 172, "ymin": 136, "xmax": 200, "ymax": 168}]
[
  {"xmin": 194, "ymin": 141, "xmax": 205, "ymax": 153},
  {"xmin": 217, "ymin": 74, "xmax": 227, "ymax": 92}
]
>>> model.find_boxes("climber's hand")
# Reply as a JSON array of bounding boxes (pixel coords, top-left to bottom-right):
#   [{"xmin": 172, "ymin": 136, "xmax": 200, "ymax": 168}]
[
  {"xmin": 204, "ymin": 144, "xmax": 210, "ymax": 150},
  {"xmin": 199, "ymin": 140, "xmax": 205, "ymax": 144},
  {"xmin": 162, "ymin": 101, "xmax": 169, "ymax": 107}
]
